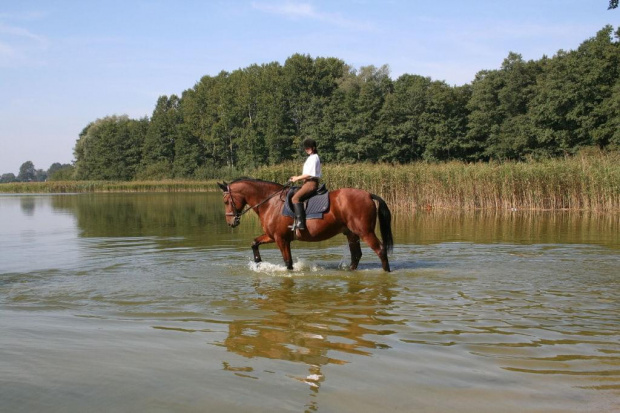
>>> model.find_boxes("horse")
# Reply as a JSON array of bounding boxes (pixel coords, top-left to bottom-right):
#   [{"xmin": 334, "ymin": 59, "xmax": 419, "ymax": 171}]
[{"xmin": 217, "ymin": 178, "xmax": 393, "ymax": 271}]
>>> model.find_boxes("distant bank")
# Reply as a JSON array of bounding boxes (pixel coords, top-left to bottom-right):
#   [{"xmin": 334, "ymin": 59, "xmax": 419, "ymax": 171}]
[{"xmin": 2, "ymin": 154, "xmax": 619, "ymax": 212}]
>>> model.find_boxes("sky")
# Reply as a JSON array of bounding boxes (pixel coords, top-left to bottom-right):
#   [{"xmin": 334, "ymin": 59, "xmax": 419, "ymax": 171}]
[{"xmin": 0, "ymin": 1, "xmax": 617, "ymax": 175}]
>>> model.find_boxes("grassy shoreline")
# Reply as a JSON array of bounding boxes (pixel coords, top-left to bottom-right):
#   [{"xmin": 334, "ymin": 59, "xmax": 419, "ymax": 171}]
[
  {"xmin": 2, "ymin": 153, "xmax": 619, "ymax": 211},
  {"xmin": 0, "ymin": 180, "xmax": 216, "ymax": 194}
]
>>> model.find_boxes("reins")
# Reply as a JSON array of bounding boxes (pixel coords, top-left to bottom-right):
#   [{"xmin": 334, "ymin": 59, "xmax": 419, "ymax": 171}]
[{"xmin": 225, "ymin": 182, "xmax": 291, "ymax": 225}]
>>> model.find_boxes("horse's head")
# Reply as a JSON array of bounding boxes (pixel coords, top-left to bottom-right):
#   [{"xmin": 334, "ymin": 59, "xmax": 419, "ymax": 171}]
[{"xmin": 218, "ymin": 181, "xmax": 246, "ymax": 228}]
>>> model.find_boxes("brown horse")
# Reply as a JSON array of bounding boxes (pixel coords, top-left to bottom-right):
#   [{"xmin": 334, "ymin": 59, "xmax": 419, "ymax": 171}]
[{"xmin": 218, "ymin": 178, "xmax": 393, "ymax": 271}]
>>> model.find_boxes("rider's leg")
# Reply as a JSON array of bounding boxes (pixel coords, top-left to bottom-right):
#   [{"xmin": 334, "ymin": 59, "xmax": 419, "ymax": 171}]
[
  {"xmin": 291, "ymin": 180, "xmax": 318, "ymax": 230},
  {"xmin": 292, "ymin": 203, "xmax": 306, "ymax": 230}
]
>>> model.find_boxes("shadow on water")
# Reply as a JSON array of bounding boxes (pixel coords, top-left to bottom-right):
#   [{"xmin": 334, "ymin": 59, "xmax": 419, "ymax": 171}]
[
  {"xmin": 49, "ymin": 192, "xmax": 263, "ymax": 251},
  {"xmin": 20, "ymin": 197, "xmax": 36, "ymax": 216},
  {"xmin": 48, "ymin": 193, "xmax": 620, "ymax": 250},
  {"xmin": 51, "ymin": 193, "xmax": 227, "ymax": 238},
  {"xmin": 394, "ymin": 209, "xmax": 620, "ymax": 248}
]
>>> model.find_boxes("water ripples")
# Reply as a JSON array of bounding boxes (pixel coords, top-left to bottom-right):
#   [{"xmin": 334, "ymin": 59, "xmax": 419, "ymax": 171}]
[{"xmin": 2, "ymin": 194, "xmax": 619, "ymax": 412}]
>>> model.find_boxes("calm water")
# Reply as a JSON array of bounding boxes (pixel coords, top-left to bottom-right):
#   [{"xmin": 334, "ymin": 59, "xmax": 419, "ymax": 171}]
[{"xmin": 1, "ymin": 193, "xmax": 619, "ymax": 412}]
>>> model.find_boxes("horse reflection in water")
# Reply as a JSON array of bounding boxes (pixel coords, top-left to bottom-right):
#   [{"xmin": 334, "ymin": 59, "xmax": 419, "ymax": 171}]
[{"xmin": 222, "ymin": 277, "xmax": 397, "ymax": 394}]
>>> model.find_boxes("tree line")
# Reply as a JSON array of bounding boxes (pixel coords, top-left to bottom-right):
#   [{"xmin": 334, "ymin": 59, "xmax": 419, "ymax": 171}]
[
  {"xmin": 4, "ymin": 25, "xmax": 617, "ymax": 183},
  {"xmin": 0, "ymin": 161, "xmax": 74, "ymax": 183}
]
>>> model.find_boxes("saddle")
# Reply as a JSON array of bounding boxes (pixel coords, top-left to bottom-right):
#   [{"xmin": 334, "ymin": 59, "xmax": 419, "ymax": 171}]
[{"xmin": 282, "ymin": 184, "xmax": 329, "ymax": 219}]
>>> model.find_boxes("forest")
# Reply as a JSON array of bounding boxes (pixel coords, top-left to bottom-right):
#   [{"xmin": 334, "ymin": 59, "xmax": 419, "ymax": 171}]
[{"xmin": 4, "ymin": 25, "xmax": 619, "ymax": 182}]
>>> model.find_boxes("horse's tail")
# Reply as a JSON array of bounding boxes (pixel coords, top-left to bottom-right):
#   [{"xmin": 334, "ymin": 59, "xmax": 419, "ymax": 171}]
[{"xmin": 371, "ymin": 194, "xmax": 394, "ymax": 254}]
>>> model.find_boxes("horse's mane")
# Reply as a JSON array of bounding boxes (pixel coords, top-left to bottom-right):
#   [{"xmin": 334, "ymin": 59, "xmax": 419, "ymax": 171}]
[{"xmin": 229, "ymin": 177, "xmax": 284, "ymax": 188}]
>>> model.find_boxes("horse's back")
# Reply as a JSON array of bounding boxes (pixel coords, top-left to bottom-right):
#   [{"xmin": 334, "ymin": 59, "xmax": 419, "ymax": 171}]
[
  {"xmin": 330, "ymin": 187, "xmax": 375, "ymax": 201},
  {"xmin": 328, "ymin": 187, "xmax": 377, "ymax": 221}
]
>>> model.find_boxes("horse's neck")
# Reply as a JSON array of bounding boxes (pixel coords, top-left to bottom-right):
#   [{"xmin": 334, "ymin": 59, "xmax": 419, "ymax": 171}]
[{"xmin": 238, "ymin": 182, "xmax": 281, "ymax": 205}]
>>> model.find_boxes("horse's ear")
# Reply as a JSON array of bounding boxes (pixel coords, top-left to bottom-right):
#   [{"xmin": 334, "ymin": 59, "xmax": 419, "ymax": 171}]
[{"xmin": 217, "ymin": 182, "xmax": 228, "ymax": 192}]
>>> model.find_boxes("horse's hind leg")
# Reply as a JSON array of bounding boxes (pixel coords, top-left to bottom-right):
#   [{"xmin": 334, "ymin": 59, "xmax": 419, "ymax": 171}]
[
  {"xmin": 346, "ymin": 231, "xmax": 362, "ymax": 270},
  {"xmin": 361, "ymin": 232, "xmax": 391, "ymax": 272},
  {"xmin": 252, "ymin": 234, "xmax": 274, "ymax": 263}
]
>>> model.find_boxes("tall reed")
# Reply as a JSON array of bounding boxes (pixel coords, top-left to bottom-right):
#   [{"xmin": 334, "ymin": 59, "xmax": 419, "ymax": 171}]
[
  {"xmin": 2, "ymin": 152, "xmax": 618, "ymax": 211},
  {"xmin": 0, "ymin": 180, "xmax": 217, "ymax": 194},
  {"xmin": 253, "ymin": 151, "xmax": 620, "ymax": 211}
]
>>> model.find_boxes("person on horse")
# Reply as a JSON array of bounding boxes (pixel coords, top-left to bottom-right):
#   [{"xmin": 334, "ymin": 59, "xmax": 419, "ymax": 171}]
[{"xmin": 288, "ymin": 138, "xmax": 322, "ymax": 231}]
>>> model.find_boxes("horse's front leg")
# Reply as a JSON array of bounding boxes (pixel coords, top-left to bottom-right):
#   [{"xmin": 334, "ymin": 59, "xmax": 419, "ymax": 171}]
[
  {"xmin": 252, "ymin": 234, "xmax": 274, "ymax": 263},
  {"xmin": 275, "ymin": 236, "xmax": 294, "ymax": 270}
]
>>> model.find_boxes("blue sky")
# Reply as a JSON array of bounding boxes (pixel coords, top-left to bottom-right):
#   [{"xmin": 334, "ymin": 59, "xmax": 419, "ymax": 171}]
[{"xmin": 0, "ymin": 1, "xmax": 616, "ymax": 175}]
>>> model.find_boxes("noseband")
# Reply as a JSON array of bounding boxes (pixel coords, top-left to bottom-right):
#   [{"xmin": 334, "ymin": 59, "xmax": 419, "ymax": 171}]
[
  {"xmin": 224, "ymin": 186, "xmax": 243, "ymax": 227},
  {"xmin": 224, "ymin": 183, "xmax": 290, "ymax": 226}
]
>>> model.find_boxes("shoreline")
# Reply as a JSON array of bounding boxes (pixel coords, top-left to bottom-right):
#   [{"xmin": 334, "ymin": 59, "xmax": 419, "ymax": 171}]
[{"xmin": 2, "ymin": 154, "xmax": 619, "ymax": 212}]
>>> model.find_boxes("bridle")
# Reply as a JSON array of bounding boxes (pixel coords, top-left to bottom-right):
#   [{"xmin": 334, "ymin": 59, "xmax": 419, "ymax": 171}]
[{"xmin": 224, "ymin": 182, "xmax": 291, "ymax": 226}]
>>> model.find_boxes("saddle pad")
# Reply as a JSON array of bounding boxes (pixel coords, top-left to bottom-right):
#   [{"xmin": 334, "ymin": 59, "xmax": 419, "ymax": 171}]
[{"xmin": 281, "ymin": 191, "xmax": 330, "ymax": 219}]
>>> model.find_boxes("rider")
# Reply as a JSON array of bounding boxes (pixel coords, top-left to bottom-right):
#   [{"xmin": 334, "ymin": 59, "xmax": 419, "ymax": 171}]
[{"xmin": 289, "ymin": 138, "xmax": 321, "ymax": 230}]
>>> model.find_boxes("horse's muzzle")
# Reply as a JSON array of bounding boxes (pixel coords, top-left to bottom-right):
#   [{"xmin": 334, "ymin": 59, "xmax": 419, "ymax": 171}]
[
  {"xmin": 229, "ymin": 215, "xmax": 241, "ymax": 227},
  {"xmin": 225, "ymin": 212, "xmax": 241, "ymax": 227}
]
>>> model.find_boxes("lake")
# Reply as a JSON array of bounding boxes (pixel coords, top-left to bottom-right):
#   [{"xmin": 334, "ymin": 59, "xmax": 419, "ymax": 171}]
[{"xmin": 1, "ymin": 193, "xmax": 619, "ymax": 412}]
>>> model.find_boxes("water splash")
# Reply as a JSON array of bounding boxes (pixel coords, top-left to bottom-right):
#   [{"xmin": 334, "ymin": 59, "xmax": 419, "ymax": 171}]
[
  {"xmin": 247, "ymin": 258, "xmax": 322, "ymax": 275},
  {"xmin": 338, "ymin": 242, "xmax": 351, "ymax": 269}
]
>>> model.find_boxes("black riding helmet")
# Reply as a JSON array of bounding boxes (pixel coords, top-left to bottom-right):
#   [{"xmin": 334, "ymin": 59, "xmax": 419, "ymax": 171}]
[{"xmin": 303, "ymin": 138, "xmax": 318, "ymax": 153}]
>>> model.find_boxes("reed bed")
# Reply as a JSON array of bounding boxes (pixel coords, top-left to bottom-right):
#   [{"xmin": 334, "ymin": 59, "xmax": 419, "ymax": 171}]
[
  {"xmin": 2, "ymin": 152, "xmax": 619, "ymax": 211},
  {"xmin": 254, "ymin": 152, "xmax": 620, "ymax": 212},
  {"xmin": 0, "ymin": 180, "xmax": 217, "ymax": 194}
]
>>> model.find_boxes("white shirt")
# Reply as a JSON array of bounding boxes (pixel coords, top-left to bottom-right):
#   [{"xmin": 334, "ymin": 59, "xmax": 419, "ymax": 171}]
[{"xmin": 302, "ymin": 153, "xmax": 321, "ymax": 178}]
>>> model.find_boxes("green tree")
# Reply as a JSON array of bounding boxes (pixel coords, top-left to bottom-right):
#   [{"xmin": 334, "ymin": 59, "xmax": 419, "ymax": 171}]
[
  {"xmin": 74, "ymin": 116, "xmax": 147, "ymax": 180},
  {"xmin": 231, "ymin": 65, "xmax": 264, "ymax": 169},
  {"xmin": 530, "ymin": 26, "xmax": 619, "ymax": 155},
  {"xmin": 282, "ymin": 55, "xmax": 347, "ymax": 156},
  {"xmin": 606, "ymin": 80, "xmax": 620, "ymax": 148},
  {"xmin": 34, "ymin": 169, "xmax": 47, "ymax": 182},
  {"xmin": 179, "ymin": 76, "xmax": 218, "ymax": 172},
  {"xmin": 325, "ymin": 65, "xmax": 391, "ymax": 162},
  {"xmin": 380, "ymin": 74, "xmax": 431, "ymax": 162},
  {"xmin": 321, "ymin": 68, "xmax": 361, "ymax": 162},
  {"xmin": 465, "ymin": 69, "xmax": 503, "ymax": 160},
  {"xmin": 188, "ymin": 72, "xmax": 232, "ymax": 169},
  {"xmin": 48, "ymin": 162, "xmax": 64, "ymax": 176},
  {"xmin": 583, "ymin": 26, "xmax": 620, "ymax": 148},
  {"xmin": 419, "ymin": 81, "xmax": 471, "ymax": 161},
  {"xmin": 212, "ymin": 71, "xmax": 243, "ymax": 169},
  {"xmin": 256, "ymin": 62, "xmax": 297, "ymax": 164},
  {"xmin": 47, "ymin": 163, "xmax": 75, "ymax": 181},
  {"xmin": 173, "ymin": 123, "xmax": 204, "ymax": 177},
  {"xmin": 142, "ymin": 95, "xmax": 182, "ymax": 175},
  {"xmin": 488, "ymin": 53, "xmax": 540, "ymax": 159},
  {"xmin": 353, "ymin": 65, "xmax": 392, "ymax": 162},
  {"xmin": 0, "ymin": 173, "xmax": 17, "ymax": 183},
  {"xmin": 18, "ymin": 161, "xmax": 36, "ymax": 182},
  {"xmin": 283, "ymin": 54, "xmax": 318, "ymax": 142}
]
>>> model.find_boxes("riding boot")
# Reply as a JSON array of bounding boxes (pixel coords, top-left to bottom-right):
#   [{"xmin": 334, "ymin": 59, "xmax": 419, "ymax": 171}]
[{"xmin": 293, "ymin": 202, "xmax": 307, "ymax": 230}]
